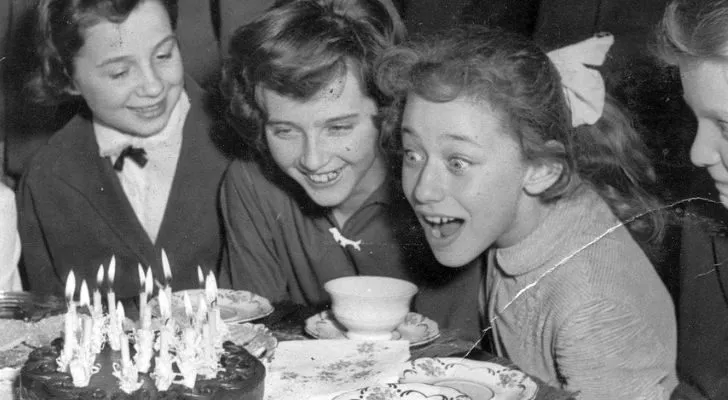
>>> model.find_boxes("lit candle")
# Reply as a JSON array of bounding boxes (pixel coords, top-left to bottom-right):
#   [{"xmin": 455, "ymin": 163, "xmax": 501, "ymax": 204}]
[
  {"xmin": 183, "ymin": 291, "xmax": 193, "ymax": 325},
  {"xmin": 142, "ymin": 268, "xmax": 153, "ymax": 330},
  {"xmin": 93, "ymin": 265, "xmax": 103, "ymax": 316},
  {"xmin": 158, "ymin": 290, "xmax": 171, "ymax": 357},
  {"xmin": 205, "ymin": 271, "xmax": 218, "ymax": 342},
  {"xmin": 64, "ymin": 271, "xmax": 77, "ymax": 357},
  {"xmin": 197, "ymin": 266, "xmax": 204, "ymax": 289},
  {"xmin": 80, "ymin": 280, "xmax": 92, "ymax": 355},
  {"xmin": 196, "ymin": 292, "xmax": 207, "ymax": 327},
  {"xmin": 118, "ymin": 302, "xmax": 130, "ymax": 369},
  {"xmin": 107, "ymin": 256, "xmax": 116, "ymax": 319},
  {"xmin": 137, "ymin": 264, "xmax": 146, "ymax": 327},
  {"xmin": 161, "ymin": 249, "xmax": 173, "ymax": 302}
]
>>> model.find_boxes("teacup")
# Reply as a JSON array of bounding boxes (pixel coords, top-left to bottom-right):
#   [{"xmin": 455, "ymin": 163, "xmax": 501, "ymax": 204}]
[{"xmin": 324, "ymin": 276, "xmax": 418, "ymax": 340}]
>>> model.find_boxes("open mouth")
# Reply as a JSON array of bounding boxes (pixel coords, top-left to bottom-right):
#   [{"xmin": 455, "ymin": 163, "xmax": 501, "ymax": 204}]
[
  {"xmin": 307, "ymin": 168, "xmax": 342, "ymax": 185},
  {"xmin": 421, "ymin": 215, "xmax": 464, "ymax": 239}
]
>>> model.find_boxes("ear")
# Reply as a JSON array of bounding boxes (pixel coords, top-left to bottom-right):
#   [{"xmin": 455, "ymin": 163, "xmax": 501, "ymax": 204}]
[
  {"xmin": 522, "ymin": 140, "xmax": 564, "ymax": 196},
  {"xmin": 523, "ymin": 160, "xmax": 562, "ymax": 196}
]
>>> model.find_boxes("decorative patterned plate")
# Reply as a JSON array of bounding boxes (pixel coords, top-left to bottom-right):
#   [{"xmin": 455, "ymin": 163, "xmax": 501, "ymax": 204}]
[
  {"xmin": 305, "ymin": 310, "xmax": 440, "ymax": 347},
  {"xmin": 398, "ymin": 358, "xmax": 538, "ymax": 400},
  {"xmin": 332, "ymin": 383, "xmax": 471, "ymax": 400},
  {"xmin": 149, "ymin": 289, "xmax": 274, "ymax": 324}
]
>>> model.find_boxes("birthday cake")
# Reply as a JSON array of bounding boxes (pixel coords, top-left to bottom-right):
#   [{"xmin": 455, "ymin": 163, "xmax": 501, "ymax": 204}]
[
  {"xmin": 16, "ymin": 257, "xmax": 268, "ymax": 400},
  {"xmin": 18, "ymin": 338, "xmax": 265, "ymax": 399}
]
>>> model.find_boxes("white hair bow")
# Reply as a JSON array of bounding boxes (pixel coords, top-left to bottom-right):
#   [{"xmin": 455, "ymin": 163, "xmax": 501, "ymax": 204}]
[{"xmin": 547, "ymin": 33, "xmax": 615, "ymax": 127}]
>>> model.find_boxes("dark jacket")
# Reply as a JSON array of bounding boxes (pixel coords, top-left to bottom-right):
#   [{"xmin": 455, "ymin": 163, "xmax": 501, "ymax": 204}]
[
  {"xmin": 678, "ymin": 171, "xmax": 728, "ymax": 399},
  {"xmin": 2, "ymin": 0, "xmax": 274, "ymax": 179},
  {"xmin": 17, "ymin": 80, "xmax": 230, "ymax": 301}
]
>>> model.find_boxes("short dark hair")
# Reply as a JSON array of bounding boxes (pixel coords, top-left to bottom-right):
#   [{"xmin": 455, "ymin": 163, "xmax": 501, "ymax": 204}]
[
  {"xmin": 28, "ymin": 0, "xmax": 179, "ymax": 105},
  {"xmin": 220, "ymin": 0, "xmax": 404, "ymax": 159}
]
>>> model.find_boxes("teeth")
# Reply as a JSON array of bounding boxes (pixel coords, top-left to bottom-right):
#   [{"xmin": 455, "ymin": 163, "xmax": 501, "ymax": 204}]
[
  {"xmin": 423, "ymin": 216, "xmax": 456, "ymax": 225},
  {"xmin": 309, "ymin": 170, "xmax": 339, "ymax": 183}
]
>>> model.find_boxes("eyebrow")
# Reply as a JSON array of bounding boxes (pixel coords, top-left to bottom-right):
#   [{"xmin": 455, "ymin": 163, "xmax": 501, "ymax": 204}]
[
  {"xmin": 95, "ymin": 34, "xmax": 177, "ymax": 68},
  {"xmin": 266, "ymin": 113, "xmax": 360, "ymax": 127},
  {"xmin": 402, "ymin": 127, "xmax": 483, "ymax": 148}
]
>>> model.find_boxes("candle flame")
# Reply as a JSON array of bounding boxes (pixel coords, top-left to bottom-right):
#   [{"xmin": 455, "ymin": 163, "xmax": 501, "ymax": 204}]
[
  {"xmin": 145, "ymin": 268, "xmax": 153, "ymax": 296},
  {"xmin": 197, "ymin": 266, "xmax": 204, "ymax": 286},
  {"xmin": 158, "ymin": 290, "xmax": 171, "ymax": 320},
  {"xmin": 96, "ymin": 265, "xmax": 104, "ymax": 287},
  {"xmin": 183, "ymin": 291, "xmax": 193, "ymax": 318},
  {"xmin": 80, "ymin": 280, "xmax": 90, "ymax": 307},
  {"xmin": 108, "ymin": 255, "xmax": 116, "ymax": 286},
  {"xmin": 161, "ymin": 250, "xmax": 172, "ymax": 283},
  {"xmin": 65, "ymin": 271, "xmax": 76, "ymax": 301},
  {"xmin": 205, "ymin": 271, "xmax": 217, "ymax": 304},
  {"xmin": 137, "ymin": 264, "xmax": 145, "ymax": 289}
]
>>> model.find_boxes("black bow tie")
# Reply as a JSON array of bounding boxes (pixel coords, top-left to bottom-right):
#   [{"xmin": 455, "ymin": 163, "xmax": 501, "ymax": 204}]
[{"xmin": 112, "ymin": 145, "xmax": 148, "ymax": 171}]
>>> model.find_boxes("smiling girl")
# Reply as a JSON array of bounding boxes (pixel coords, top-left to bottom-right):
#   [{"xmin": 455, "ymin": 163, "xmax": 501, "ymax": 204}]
[
  {"xmin": 377, "ymin": 26, "xmax": 678, "ymax": 399},
  {"xmin": 218, "ymin": 0, "xmax": 483, "ymax": 340},
  {"xmin": 17, "ymin": 0, "xmax": 230, "ymax": 300}
]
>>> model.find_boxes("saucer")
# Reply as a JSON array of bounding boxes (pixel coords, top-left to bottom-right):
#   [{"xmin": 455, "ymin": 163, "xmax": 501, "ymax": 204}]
[
  {"xmin": 398, "ymin": 357, "xmax": 538, "ymax": 400},
  {"xmin": 332, "ymin": 383, "xmax": 470, "ymax": 400},
  {"xmin": 149, "ymin": 289, "xmax": 274, "ymax": 325},
  {"xmin": 304, "ymin": 310, "xmax": 440, "ymax": 347}
]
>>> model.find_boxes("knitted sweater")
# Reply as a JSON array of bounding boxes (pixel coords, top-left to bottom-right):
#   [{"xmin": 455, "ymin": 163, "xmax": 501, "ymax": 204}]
[{"xmin": 485, "ymin": 188, "xmax": 678, "ymax": 399}]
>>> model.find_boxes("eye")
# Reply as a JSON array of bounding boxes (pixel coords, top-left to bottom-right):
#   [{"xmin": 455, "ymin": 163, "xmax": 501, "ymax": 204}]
[
  {"xmin": 718, "ymin": 120, "xmax": 728, "ymax": 135},
  {"xmin": 267, "ymin": 125, "xmax": 300, "ymax": 139},
  {"xmin": 109, "ymin": 69, "xmax": 129, "ymax": 79},
  {"xmin": 403, "ymin": 149, "xmax": 424, "ymax": 166},
  {"xmin": 447, "ymin": 157, "xmax": 471, "ymax": 174},
  {"xmin": 327, "ymin": 124, "xmax": 354, "ymax": 136},
  {"xmin": 156, "ymin": 52, "xmax": 173, "ymax": 60}
]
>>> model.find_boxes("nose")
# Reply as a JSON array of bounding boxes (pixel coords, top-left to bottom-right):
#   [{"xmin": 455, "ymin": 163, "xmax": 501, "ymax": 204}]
[
  {"xmin": 300, "ymin": 136, "xmax": 327, "ymax": 172},
  {"xmin": 411, "ymin": 162, "xmax": 445, "ymax": 204},
  {"xmin": 690, "ymin": 122, "xmax": 722, "ymax": 167},
  {"xmin": 137, "ymin": 64, "xmax": 164, "ymax": 98}
]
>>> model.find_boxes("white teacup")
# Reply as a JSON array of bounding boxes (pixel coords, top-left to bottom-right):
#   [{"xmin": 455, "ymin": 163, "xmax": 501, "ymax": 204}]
[{"xmin": 324, "ymin": 276, "xmax": 418, "ymax": 340}]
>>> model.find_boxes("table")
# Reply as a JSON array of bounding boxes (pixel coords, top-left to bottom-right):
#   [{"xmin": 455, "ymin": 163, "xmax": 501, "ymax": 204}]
[{"xmin": 261, "ymin": 302, "xmax": 576, "ymax": 400}]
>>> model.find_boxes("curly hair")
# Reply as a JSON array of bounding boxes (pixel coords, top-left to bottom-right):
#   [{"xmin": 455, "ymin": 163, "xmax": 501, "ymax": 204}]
[
  {"xmin": 27, "ymin": 0, "xmax": 179, "ymax": 105},
  {"xmin": 220, "ymin": 0, "xmax": 404, "ymax": 160},
  {"xmin": 377, "ymin": 25, "xmax": 664, "ymax": 242}
]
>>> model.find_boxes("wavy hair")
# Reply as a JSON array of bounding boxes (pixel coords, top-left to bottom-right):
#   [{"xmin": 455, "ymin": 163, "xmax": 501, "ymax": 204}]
[
  {"xmin": 220, "ymin": 0, "xmax": 405, "ymax": 160},
  {"xmin": 377, "ymin": 25, "xmax": 664, "ymax": 242},
  {"xmin": 27, "ymin": 0, "xmax": 179, "ymax": 105},
  {"xmin": 656, "ymin": 0, "xmax": 728, "ymax": 64}
]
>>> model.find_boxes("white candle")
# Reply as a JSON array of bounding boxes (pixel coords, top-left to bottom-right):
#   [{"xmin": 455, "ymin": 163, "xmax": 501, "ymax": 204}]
[
  {"xmin": 142, "ymin": 268, "xmax": 153, "ymax": 330},
  {"xmin": 183, "ymin": 291, "xmax": 193, "ymax": 324},
  {"xmin": 93, "ymin": 265, "xmax": 103, "ymax": 316},
  {"xmin": 118, "ymin": 303, "xmax": 130, "ymax": 368},
  {"xmin": 64, "ymin": 271, "xmax": 77, "ymax": 355},
  {"xmin": 107, "ymin": 256, "xmax": 116, "ymax": 319},
  {"xmin": 158, "ymin": 290, "xmax": 171, "ymax": 358},
  {"xmin": 161, "ymin": 249, "xmax": 173, "ymax": 301},
  {"xmin": 137, "ymin": 264, "xmax": 146, "ymax": 328},
  {"xmin": 79, "ymin": 280, "xmax": 92, "ymax": 354},
  {"xmin": 205, "ymin": 272, "xmax": 218, "ymax": 341}
]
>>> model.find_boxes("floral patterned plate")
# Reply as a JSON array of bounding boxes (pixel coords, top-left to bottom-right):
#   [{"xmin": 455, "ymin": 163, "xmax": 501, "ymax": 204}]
[
  {"xmin": 149, "ymin": 289, "xmax": 274, "ymax": 324},
  {"xmin": 305, "ymin": 310, "xmax": 440, "ymax": 347},
  {"xmin": 332, "ymin": 383, "xmax": 471, "ymax": 400},
  {"xmin": 398, "ymin": 358, "xmax": 538, "ymax": 400}
]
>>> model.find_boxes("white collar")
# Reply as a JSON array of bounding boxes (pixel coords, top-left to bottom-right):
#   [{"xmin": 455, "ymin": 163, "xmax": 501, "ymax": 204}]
[{"xmin": 95, "ymin": 91, "xmax": 191, "ymax": 158}]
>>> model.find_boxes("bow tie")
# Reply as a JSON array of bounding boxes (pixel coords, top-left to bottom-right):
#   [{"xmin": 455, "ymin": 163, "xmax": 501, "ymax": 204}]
[{"xmin": 112, "ymin": 145, "xmax": 148, "ymax": 171}]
